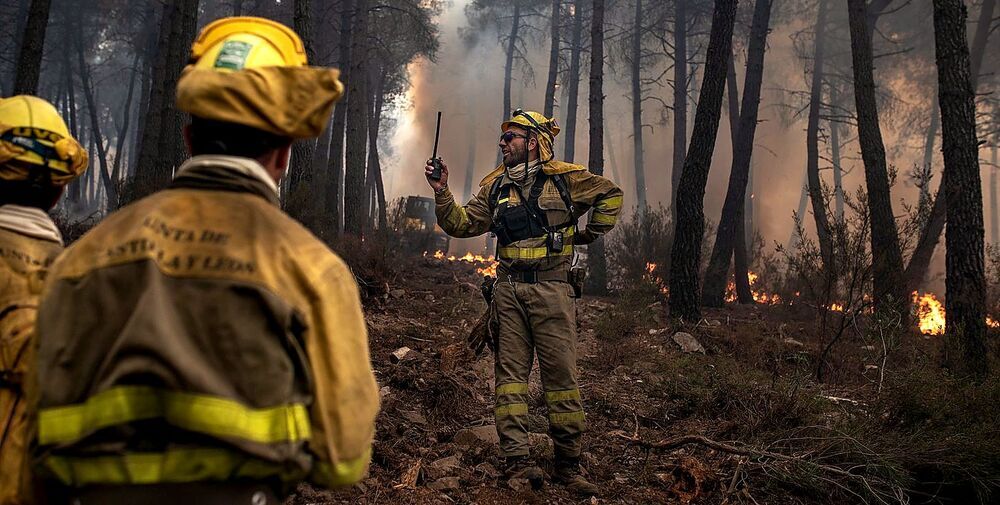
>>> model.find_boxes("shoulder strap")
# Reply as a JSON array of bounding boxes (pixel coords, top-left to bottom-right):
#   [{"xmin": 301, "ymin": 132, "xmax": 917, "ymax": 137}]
[{"xmin": 550, "ymin": 174, "xmax": 575, "ymax": 216}]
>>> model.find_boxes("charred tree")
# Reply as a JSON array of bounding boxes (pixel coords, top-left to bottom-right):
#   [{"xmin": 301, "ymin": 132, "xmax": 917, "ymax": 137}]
[
  {"xmin": 327, "ymin": 0, "xmax": 354, "ymax": 235},
  {"xmin": 343, "ymin": 0, "xmax": 370, "ymax": 237},
  {"xmin": 806, "ymin": 0, "xmax": 835, "ymax": 274},
  {"xmin": 12, "ymin": 0, "xmax": 51, "ymax": 95},
  {"xmin": 848, "ymin": 0, "xmax": 906, "ymax": 317},
  {"xmin": 630, "ymin": 0, "xmax": 647, "ymax": 214},
  {"xmin": 702, "ymin": 0, "xmax": 772, "ymax": 307},
  {"xmin": 830, "ymin": 89, "xmax": 845, "ymax": 223},
  {"xmin": 544, "ymin": 0, "xmax": 561, "ymax": 118},
  {"xmin": 503, "ymin": 4, "xmax": 522, "ymax": 126},
  {"xmin": 586, "ymin": 0, "xmax": 607, "ymax": 294},
  {"xmin": 668, "ymin": 0, "xmax": 737, "ymax": 321},
  {"xmin": 727, "ymin": 50, "xmax": 753, "ymax": 304},
  {"xmin": 366, "ymin": 70, "xmax": 388, "ymax": 233},
  {"xmin": 905, "ymin": 0, "xmax": 995, "ymax": 291},
  {"xmin": 563, "ymin": 0, "xmax": 583, "ymax": 162},
  {"xmin": 933, "ymin": 0, "xmax": 988, "ymax": 375},
  {"xmin": 670, "ymin": 0, "xmax": 688, "ymax": 225},
  {"xmin": 992, "ymin": 140, "xmax": 998, "ymax": 247},
  {"xmin": 289, "ymin": 0, "xmax": 318, "ymax": 192},
  {"xmin": 75, "ymin": 24, "xmax": 118, "ymax": 207}
]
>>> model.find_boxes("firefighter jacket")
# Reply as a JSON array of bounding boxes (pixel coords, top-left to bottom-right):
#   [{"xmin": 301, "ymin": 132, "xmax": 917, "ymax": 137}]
[
  {"xmin": 0, "ymin": 205, "xmax": 64, "ymax": 505},
  {"xmin": 435, "ymin": 160, "xmax": 623, "ymax": 272},
  {"xmin": 32, "ymin": 155, "xmax": 379, "ymax": 492}
]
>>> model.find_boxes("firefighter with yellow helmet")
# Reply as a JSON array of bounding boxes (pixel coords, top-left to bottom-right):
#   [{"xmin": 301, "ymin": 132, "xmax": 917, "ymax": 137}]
[
  {"xmin": 0, "ymin": 95, "xmax": 87, "ymax": 505},
  {"xmin": 32, "ymin": 17, "xmax": 378, "ymax": 503},
  {"xmin": 425, "ymin": 110, "xmax": 623, "ymax": 495}
]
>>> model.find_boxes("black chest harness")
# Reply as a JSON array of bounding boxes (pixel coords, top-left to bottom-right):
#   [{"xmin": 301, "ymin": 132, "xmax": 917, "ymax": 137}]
[{"xmin": 488, "ymin": 172, "xmax": 577, "ymax": 250}]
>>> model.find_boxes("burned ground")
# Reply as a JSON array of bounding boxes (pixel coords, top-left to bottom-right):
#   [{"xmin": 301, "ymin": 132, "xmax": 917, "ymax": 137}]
[{"xmin": 289, "ymin": 254, "xmax": 1000, "ymax": 505}]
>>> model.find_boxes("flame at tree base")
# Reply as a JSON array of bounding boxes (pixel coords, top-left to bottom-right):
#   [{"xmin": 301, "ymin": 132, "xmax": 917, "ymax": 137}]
[{"xmin": 425, "ymin": 250, "xmax": 498, "ymax": 277}]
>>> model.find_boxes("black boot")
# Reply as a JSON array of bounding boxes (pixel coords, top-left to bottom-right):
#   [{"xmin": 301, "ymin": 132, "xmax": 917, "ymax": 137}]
[
  {"xmin": 553, "ymin": 456, "xmax": 600, "ymax": 496},
  {"xmin": 503, "ymin": 455, "xmax": 545, "ymax": 490}
]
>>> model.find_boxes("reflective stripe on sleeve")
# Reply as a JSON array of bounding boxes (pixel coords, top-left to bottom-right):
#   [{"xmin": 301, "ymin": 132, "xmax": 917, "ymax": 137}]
[
  {"xmin": 595, "ymin": 195, "xmax": 623, "ymax": 211},
  {"xmin": 591, "ymin": 212, "xmax": 617, "ymax": 225},
  {"xmin": 38, "ymin": 385, "xmax": 311, "ymax": 446},
  {"xmin": 309, "ymin": 446, "xmax": 373, "ymax": 488}
]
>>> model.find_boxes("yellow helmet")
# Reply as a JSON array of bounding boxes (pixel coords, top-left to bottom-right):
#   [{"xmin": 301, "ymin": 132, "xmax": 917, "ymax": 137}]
[
  {"xmin": 190, "ymin": 16, "xmax": 308, "ymax": 71},
  {"xmin": 0, "ymin": 95, "xmax": 88, "ymax": 185},
  {"xmin": 501, "ymin": 109, "xmax": 561, "ymax": 140}
]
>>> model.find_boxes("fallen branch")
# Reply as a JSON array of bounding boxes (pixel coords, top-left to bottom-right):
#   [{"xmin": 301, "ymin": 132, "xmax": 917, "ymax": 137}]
[{"xmin": 610, "ymin": 431, "xmax": 862, "ymax": 481}]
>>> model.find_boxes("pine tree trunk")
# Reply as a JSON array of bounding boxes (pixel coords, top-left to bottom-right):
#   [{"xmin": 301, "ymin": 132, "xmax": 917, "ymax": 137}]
[
  {"xmin": 367, "ymin": 70, "xmax": 388, "ymax": 233},
  {"xmin": 158, "ymin": 0, "xmax": 199, "ymax": 182},
  {"xmin": 668, "ymin": 0, "xmax": 737, "ymax": 321},
  {"xmin": 670, "ymin": 0, "xmax": 687, "ymax": 225},
  {"xmin": 327, "ymin": 0, "xmax": 354, "ymax": 235},
  {"xmin": 806, "ymin": 0, "xmax": 835, "ymax": 274},
  {"xmin": 76, "ymin": 25, "xmax": 118, "ymax": 208},
  {"xmin": 789, "ymin": 173, "xmax": 808, "ymax": 248},
  {"xmin": 933, "ymin": 0, "xmax": 988, "ymax": 375},
  {"xmin": 631, "ymin": 0, "xmax": 646, "ymax": 214},
  {"xmin": 109, "ymin": 52, "xmax": 142, "ymax": 207},
  {"xmin": 905, "ymin": 0, "xmax": 995, "ymax": 291},
  {"xmin": 563, "ymin": 0, "xmax": 582, "ymax": 162},
  {"xmin": 991, "ymin": 141, "xmax": 998, "ymax": 247},
  {"xmin": 920, "ymin": 97, "xmax": 940, "ymax": 210},
  {"xmin": 12, "ymin": 0, "xmax": 51, "ymax": 95},
  {"xmin": 503, "ymin": 4, "xmax": 522, "ymax": 123},
  {"xmin": 461, "ymin": 112, "xmax": 478, "ymax": 202},
  {"xmin": 289, "ymin": 0, "xmax": 317, "ymax": 192},
  {"xmin": 702, "ymin": 0, "xmax": 772, "ymax": 307},
  {"xmin": 727, "ymin": 50, "xmax": 753, "ymax": 304},
  {"xmin": 586, "ymin": 0, "xmax": 607, "ymax": 294},
  {"xmin": 543, "ymin": 0, "xmax": 561, "ymax": 118},
  {"xmin": 847, "ymin": 0, "xmax": 907, "ymax": 317},
  {"xmin": 830, "ymin": 90, "xmax": 845, "ymax": 223},
  {"xmin": 343, "ymin": 0, "xmax": 369, "ymax": 237}
]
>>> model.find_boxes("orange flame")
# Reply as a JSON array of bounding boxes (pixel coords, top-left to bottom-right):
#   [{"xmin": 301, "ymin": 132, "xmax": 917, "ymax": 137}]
[
  {"xmin": 725, "ymin": 271, "xmax": 782, "ymax": 305},
  {"xmin": 430, "ymin": 250, "xmax": 499, "ymax": 277},
  {"xmin": 987, "ymin": 316, "xmax": 1000, "ymax": 329},
  {"xmin": 911, "ymin": 291, "xmax": 946, "ymax": 336}
]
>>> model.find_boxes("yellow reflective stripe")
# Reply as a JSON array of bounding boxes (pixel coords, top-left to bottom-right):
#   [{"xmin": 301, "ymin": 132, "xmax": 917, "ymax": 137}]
[
  {"xmin": 498, "ymin": 245, "xmax": 573, "ymax": 260},
  {"xmin": 495, "ymin": 403, "xmax": 529, "ymax": 417},
  {"xmin": 595, "ymin": 195, "xmax": 623, "ymax": 210},
  {"xmin": 498, "ymin": 197, "xmax": 510, "ymax": 204},
  {"xmin": 309, "ymin": 446, "xmax": 372, "ymax": 488},
  {"xmin": 496, "ymin": 382, "xmax": 529, "ymax": 395},
  {"xmin": 39, "ymin": 386, "xmax": 311, "ymax": 446},
  {"xmin": 42, "ymin": 448, "xmax": 307, "ymax": 486},
  {"xmin": 591, "ymin": 213, "xmax": 617, "ymax": 225},
  {"xmin": 545, "ymin": 388, "xmax": 582, "ymax": 403},
  {"xmin": 549, "ymin": 411, "xmax": 586, "ymax": 425}
]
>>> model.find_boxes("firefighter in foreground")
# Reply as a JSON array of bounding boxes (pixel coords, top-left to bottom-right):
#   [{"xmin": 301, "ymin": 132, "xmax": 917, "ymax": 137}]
[
  {"xmin": 0, "ymin": 96, "xmax": 88, "ymax": 505},
  {"xmin": 425, "ymin": 110, "xmax": 623, "ymax": 495},
  {"xmin": 32, "ymin": 17, "xmax": 378, "ymax": 503}
]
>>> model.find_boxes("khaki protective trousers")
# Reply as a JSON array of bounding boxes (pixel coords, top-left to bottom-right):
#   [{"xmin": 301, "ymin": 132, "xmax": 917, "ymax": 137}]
[{"xmin": 493, "ymin": 279, "xmax": 585, "ymax": 458}]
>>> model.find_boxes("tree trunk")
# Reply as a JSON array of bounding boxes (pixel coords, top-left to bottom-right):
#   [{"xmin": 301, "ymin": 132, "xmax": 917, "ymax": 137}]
[
  {"xmin": 327, "ymin": 0, "xmax": 354, "ymax": 235},
  {"xmin": 905, "ymin": 0, "xmax": 994, "ymax": 291},
  {"xmin": 668, "ymin": 0, "xmax": 737, "ymax": 321},
  {"xmin": 343, "ymin": 0, "xmax": 369, "ymax": 237},
  {"xmin": 702, "ymin": 0, "xmax": 772, "ymax": 307},
  {"xmin": 75, "ymin": 25, "xmax": 118, "ymax": 208},
  {"xmin": 367, "ymin": 70, "xmax": 388, "ymax": 233},
  {"xmin": 847, "ymin": 0, "xmax": 907, "ymax": 317},
  {"xmin": 727, "ymin": 50, "xmax": 753, "ymax": 304},
  {"xmin": 503, "ymin": 4, "xmax": 522, "ymax": 123},
  {"xmin": 919, "ymin": 97, "xmax": 940, "ymax": 211},
  {"xmin": 159, "ymin": 0, "xmax": 199, "ymax": 182},
  {"xmin": 289, "ymin": 0, "xmax": 317, "ymax": 194},
  {"xmin": 991, "ymin": 141, "xmax": 998, "ymax": 247},
  {"xmin": 933, "ymin": 0, "xmax": 988, "ymax": 375},
  {"xmin": 586, "ymin": 0, "xmax": 607, "ymax": 294},
  {"xmin": 462, "ymin": 112, "xmax": 478, "ymax": 202},
  {"xmin": 806, "ymin": 0, "xmax": 835, "ymax": 274},
  {"xmin": 563, "ymin": 0, "xmax": 583, "ymax": 162},
  {"xmin": 12, "ymin": 0, "xmax": 51, "ymax": 95},
  {"xmin": 830, "ymin": 90, "xmax": 845, "ymax": 223},
  {"xmin": 631, "ymin": 0, "xmax": 647, "ymax": 214},
  {"xmin": 789, "ymin": 173, "xmax": 808, "ymax": 248},
  {"xmin": 109, "ymin": 52, "xmax": 142, "ymax": 206},
  {"xmin": 670, "ymin": 0, "xmax": 687, "ymax": 225},
  {"xmin": 543, "ymin": 0, "xmax": 561, "ymax": 118}
]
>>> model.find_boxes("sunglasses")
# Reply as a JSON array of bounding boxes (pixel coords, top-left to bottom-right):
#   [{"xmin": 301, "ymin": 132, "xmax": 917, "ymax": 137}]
[{"xmin": 499, "ymin": 131, "xmax": 529, "ymax": 143}]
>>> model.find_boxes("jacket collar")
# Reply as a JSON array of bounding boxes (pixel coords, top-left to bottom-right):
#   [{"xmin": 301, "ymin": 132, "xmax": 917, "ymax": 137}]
[
  {"xmin": 0, "ymin": 205, "xmax": 63, "ymax": 244},
  {"xmin": 170, "ymin": 155, "xmax": 280, "ymax": 205}
]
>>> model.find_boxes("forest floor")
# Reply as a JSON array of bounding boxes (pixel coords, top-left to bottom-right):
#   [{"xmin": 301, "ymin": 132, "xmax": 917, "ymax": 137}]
[{"xmin": 288, "ymin": 253, "xmax": 999, "ymax": 505}]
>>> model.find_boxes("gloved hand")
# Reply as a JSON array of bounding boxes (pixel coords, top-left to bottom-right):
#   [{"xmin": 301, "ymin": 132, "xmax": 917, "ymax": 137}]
[{"xmin": 467, "ymin": 304, "xmax": 499, "ymax": 357}]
